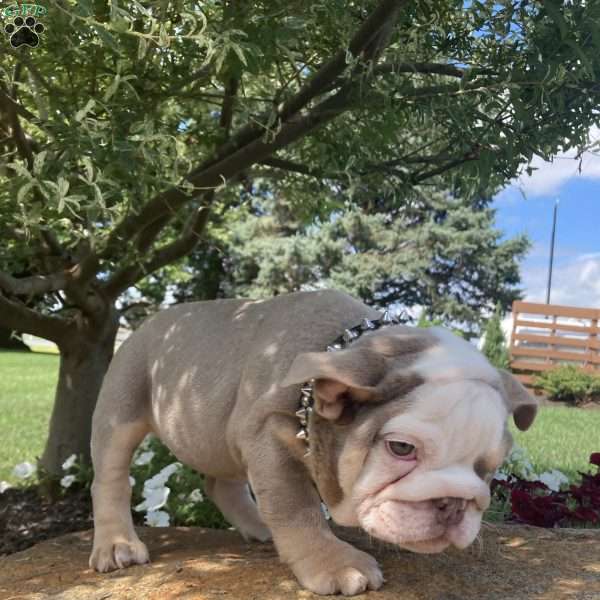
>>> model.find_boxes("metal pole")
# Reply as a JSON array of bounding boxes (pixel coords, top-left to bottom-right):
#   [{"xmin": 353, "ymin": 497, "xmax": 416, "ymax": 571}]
[{"xmin": 545, "ymin": 199, "xmax": 559, "ymax": 304}]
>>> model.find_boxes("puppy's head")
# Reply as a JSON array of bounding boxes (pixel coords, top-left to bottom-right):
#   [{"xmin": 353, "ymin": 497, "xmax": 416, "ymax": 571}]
[{"xmin": 283, "ymin": 326, "xmax": 537, "ymax": 553}]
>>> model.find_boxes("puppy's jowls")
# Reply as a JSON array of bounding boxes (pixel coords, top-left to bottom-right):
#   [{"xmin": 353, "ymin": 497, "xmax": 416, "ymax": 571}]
[{"xmin": 89, "ymin": 290, "xmax": 537, "ymax": 596}]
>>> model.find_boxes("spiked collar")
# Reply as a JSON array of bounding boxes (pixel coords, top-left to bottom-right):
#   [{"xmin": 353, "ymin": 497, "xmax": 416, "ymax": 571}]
[{"xmin": 295, "ymin": 309, "xmax": 404, "ymax": 457}]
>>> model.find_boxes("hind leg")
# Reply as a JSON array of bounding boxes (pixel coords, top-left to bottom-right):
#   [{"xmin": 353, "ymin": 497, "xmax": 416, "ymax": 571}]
[
  {"xmin": 89, "ymin": 417, "xmax": 151, "ymax": 572},
  {"xmin": 204, "ymin": 478, "xmax": 271, "ymax": 542}
]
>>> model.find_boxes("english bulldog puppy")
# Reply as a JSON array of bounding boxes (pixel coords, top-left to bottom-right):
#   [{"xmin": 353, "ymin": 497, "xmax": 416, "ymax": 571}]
[{"xmin": 89, "ymin": 290, "xmax": 537, "ymax": 596}]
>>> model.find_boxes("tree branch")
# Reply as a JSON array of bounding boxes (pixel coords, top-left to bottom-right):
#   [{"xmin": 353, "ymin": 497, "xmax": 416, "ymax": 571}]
[
  {"xmin": 410, "ymin": 150, "xmax": 481, "ymax": 183},
  {"xmin": 104, "ymin": 202, "xmax": 212, "ymax": 299},
  {"xmin": 135, "ymin": 215, "xmax": 172, "ymax": 253},
  {"xmin": 219, "ymin": 76, "xmax": 239, "ymax": 139},
  {"xmin": 0, "ymin": 251, "xmax": 105, "ymax": 325},
  {"xmin": 196, "ymin": 0, "xmax": 408, "ymax": 180},
  {"xmin": 9, "ymin": 50, "xmax": 61, "ymax": 98},
  {"xmin": 0, "ymin": 292, "xmax": 70, "ymax": 343},
  {"xmin": 259, "ymin": 157, "xmax": 332, "ymax": 179},
  {"xmin": 276, "ymin": 0, "xmax": 407, "ymax": 121},
  {"xmin": 0, "ymin": 68, "xmax": 34, "ymax": 170},
  {"xmin": 0, "ymin": 74, "xmax": 70, "ymax": 274},
  {"xmin": 0, "ymin": 86, "xmax": 40, "ymax": 124},
  {"xmin": 260, "ymin": 145, "xmax": 479, "ymax": 184},
  {"xmin": 100, "ymin": 0, "xmax": 407, "ymax": 264},
  {"xmin": 145, "ymin": 205, "xmax": 211, "ymax": 273},
  {"xmin": 0, "ymin": 270, "xmax": 69, "ymax": 296},
  {"xmin": 373, "ymin": 62, "xmax": 467, "ymax": 79}
]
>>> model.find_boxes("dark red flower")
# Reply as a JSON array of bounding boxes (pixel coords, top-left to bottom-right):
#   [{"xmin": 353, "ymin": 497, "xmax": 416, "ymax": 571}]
[
  {"xmin": 571, "ymin": 507, "xmax": 599, "ymax": 523},
  {"xmin": 510, "ymin": 489, "xmax": 570, "ymax": 527},
  {"xmin": 491, "ymin": 451, "xmax": 600, "ymax": 527}
]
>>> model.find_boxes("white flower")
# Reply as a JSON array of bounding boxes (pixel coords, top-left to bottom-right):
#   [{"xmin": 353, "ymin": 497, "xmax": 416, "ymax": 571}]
[
  {"xmin": 143, "ymin": 462, "xmax": 181, "ymax": 489},
  {"xmin": 139, "ymin": 434, "xmax": 155, "ymax": 450},
  {"xmin": 129, "ymin": 476, "xmax": 136, "ymax": 487},
  {"xmin": 134, "ymin": 450, "xmax": 155, "ymax": 466},
  {"xmin": 493, "ymin": 471, "xmax": 508, "ymax": 482},
  {"xmin": 60, "ymin": 474, "xmax": 76, "ymax": 488},
  {"xmin": 538, "ymin": 469, "xmax": 570, "ymax": 492},
  {"xmin": 135, "ymin": 485, "xmax": 170, "ymax": 512},
  {"xmin": 0, "ymin": 481, "xmax": 12, "ymax": 493},
  {"xmin": 61, "ymin": 454, "xmax": 77, "ymax": 471},
  {"xmin": 188, "ymin": 488, "xmax": 203, "ymax": 503},
  {"xmin": 145, "ymin": 509, "xmax": 170, "ymax": 527},
  {"xmin": 13, "ymin": 461, "xmax": 36, "ymax": 479},
  {"xmin": 503, "ymin": 444, "xmax": 538, "ymax": 480}
]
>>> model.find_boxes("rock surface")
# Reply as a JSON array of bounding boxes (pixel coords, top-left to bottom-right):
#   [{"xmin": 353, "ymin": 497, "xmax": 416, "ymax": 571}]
[{"xmin": 0, "ymin": 525, "xmax": 599, "ymax": 599}]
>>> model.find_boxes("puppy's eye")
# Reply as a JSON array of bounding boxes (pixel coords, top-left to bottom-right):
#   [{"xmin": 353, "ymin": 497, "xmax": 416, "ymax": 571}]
[{"xmin": 386, "ymin": 440, "xmax": 416, "ymax": 459}]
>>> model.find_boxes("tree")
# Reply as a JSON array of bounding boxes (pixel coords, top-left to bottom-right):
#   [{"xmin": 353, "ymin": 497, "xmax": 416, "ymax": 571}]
[
  {"xmin": 482, "ymin": 305, "xmax": 510, "ymax": 369},
  {"xmin": 1, "ymin": 0, "xmax": 599, "ymax": 473},
  {"xmin": 170, "ymin": 192, "xmax": 529, "ymax": 336}
]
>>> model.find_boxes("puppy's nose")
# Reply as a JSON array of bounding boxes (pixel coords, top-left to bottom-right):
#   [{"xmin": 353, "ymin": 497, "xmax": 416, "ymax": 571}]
[{"xmin": 433, "ymin": 497, "xmax": 466, "ymax": 526}]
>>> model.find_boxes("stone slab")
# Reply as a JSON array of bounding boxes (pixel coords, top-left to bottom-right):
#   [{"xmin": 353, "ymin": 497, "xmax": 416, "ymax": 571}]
[{"xmin": 0, "ymin": 525, "xmax": 599, "ymax": 599}]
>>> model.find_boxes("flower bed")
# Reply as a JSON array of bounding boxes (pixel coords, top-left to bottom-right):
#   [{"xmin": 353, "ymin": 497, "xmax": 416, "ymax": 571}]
[
  {"xmin": 4, "ymin": 437, "xmax": 600, "ymax": 533},
  {"xmin": 491, "ymin": 451, "xmax": 600, "ymax": 527}
]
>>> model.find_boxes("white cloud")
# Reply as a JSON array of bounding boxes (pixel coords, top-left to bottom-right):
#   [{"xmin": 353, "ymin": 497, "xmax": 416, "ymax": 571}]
[
  {"xmin": 500, "ymin": 126, "xmax": 600, "ymax": 198},
  {"xmin": 521, "ymin": 255, "xmax": 600, "ymax": 308}
]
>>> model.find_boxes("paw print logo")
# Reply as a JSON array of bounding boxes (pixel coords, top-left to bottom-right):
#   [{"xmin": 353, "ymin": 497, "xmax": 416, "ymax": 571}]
[{"xmin": 4, "ymin": 16, "xmax": 45, "ymax": 48}]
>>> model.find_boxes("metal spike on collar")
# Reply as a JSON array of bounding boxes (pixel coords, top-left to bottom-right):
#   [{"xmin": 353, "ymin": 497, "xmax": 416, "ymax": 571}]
[
  {"xmin": 296, "ymin": 428, "xmax": 308, "ymax": 440},
  {"xmin": 361, "ymin": 318, "xmax": 376, "ymax": 330},
  {"xmin": 381, "ymin": 310, "xmax": 395, "ymax": 324},
  {"xmin": 295, "ymin": 407, "xmax": 311, "ymax": 426},
  {"xmin": 295, "ymin": 310, "xmax": 402, "ymax": 456},
  {"xmin": 394, "ymin": 310, "xmax": 408, "ymax": 324},
  {"xmin": 343, "ymin": 328, "xmax": 359, "ymax": 344}
]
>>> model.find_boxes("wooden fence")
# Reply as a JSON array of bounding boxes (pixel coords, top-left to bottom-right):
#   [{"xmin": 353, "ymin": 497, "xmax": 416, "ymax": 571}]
[{"xmin": 509, "ymin": 301, "xmax": 600, "ymax": 387}]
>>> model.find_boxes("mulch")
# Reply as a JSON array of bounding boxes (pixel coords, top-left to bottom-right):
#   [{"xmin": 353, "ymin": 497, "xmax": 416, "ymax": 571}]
[
  {"xmin": 0, "ymin": 486, "xmax": 96, "ymax": 556},
  {"xmin": 0, "ymin": 485, "xmax": 148, "ymax": 557}
]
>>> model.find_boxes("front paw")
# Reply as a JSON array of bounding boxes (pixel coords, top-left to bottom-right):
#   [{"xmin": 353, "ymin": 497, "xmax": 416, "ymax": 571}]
[
  {"xmin": 237, "ymin": 521, "xmax": 272, "ymax": 543},
  {"xmin": 89, "ymin": 535, "xmax": 149, "ymax": 573},
  {"xmin": 292, "ymin": 541, "xmax": 383, "ymax": 596}
]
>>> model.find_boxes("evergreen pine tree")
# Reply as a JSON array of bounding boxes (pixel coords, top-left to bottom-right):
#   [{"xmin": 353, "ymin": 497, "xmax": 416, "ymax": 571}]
[{"xmin": 482, "ymin": 306, "xmax": 510, "ymax": 369}]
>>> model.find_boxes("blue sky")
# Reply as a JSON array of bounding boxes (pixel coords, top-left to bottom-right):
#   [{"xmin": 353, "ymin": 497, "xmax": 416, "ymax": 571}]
[{"xmin": 493, "ymin": 128, "xmax": 600, "ymax": 309}]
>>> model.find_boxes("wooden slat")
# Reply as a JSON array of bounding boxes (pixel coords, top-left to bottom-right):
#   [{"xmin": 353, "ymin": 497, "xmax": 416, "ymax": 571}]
[
  {"xmin": 513, "ymin": 301, "xmax": 600, "ymax": 320},
  {"xmin": 513, "ymin": 332, "xmax": 600, "ymax": 350},
  {"xmin": 510, "ymin": 361, "xmax": 555, "ymax": 372},
  {"xmin": 514, "ymin": 319, "xmax": 600, "ymax": 335},
  {"xmin": 514, "ymin": 374, "xmax": 540, "ymax": 386},
  {"xmin": 510, "ymin": 301, "xmax": 600, "ymax": 388},
  {"xmin": 511, "ymin": 346, "xmax": 600, "ymax": 365}
]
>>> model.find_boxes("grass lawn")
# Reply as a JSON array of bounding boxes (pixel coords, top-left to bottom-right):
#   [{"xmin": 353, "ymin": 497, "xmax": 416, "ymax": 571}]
[
  {"xmin": 0, "ymin": 350, "xmax": 599, "ymax": 485},
  {"xmin": 0, "ymin": 350, "xmax": 59, "ymax": 483},
  {"xmin": 511, "ymin": 405, "xmax": 600, "ymax": 481}
]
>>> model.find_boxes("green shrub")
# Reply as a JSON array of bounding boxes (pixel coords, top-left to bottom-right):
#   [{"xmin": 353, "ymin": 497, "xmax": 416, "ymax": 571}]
[
  {"xmin": 535, "ymin": 365, "xmax": 600, "ymax": 406},
  {"xmin": 482, "ymin": 305, "xmax": 510, "ymax": 370},
  {"xmin": 36, "ymin": 435, "xmax": 229, "ymax": 529},
  {"xmin": 129, "ymin": 436, "xmax": 229, "ymax": 529}
]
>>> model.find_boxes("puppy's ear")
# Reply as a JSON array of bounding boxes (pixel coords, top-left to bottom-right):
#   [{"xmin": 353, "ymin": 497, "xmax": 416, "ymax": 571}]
[
  {"xmin": 282, "ymin": 347, "xmax": 386, "ymax": 421},
  {"xmin": 498, "ymin": 369, "xmax": 538, "ymax": 431}
]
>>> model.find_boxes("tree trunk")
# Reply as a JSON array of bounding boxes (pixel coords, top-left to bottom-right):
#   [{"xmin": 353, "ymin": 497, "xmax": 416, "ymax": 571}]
[{"xmin": 40, "ymin": 308, "xmax": 119, "ymax": 476}]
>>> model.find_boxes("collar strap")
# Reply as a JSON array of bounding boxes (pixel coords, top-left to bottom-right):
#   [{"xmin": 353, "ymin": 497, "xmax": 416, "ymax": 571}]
[{"xmin": 296, "ymin": 309, "xmax": 405, "ymax": 456}]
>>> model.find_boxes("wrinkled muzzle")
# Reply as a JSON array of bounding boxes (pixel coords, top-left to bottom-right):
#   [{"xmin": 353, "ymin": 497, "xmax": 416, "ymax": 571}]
[{"xmin": 357, "ymin": 496, "xmax": 484, "ymax": 553}]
